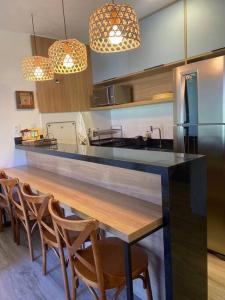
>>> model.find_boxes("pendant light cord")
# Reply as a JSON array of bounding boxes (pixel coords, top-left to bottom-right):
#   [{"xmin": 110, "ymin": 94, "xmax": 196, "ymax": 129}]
[
  {"xmin": 62, "ymin": 0, "xmax": 68, "ymax": 39},
  {"xmin": 31, "ymin": 14, "xmax": 38, "ymax": 56},
  {"xmin": 184, "ymin": 0, "xmax": 188, "ymax": 65}
]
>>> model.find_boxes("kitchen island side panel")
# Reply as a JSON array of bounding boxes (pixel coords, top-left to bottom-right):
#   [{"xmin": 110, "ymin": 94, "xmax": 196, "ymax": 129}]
[{"xmin": 162, "ymin": 156, "xmax": 207, "ymax": 300}]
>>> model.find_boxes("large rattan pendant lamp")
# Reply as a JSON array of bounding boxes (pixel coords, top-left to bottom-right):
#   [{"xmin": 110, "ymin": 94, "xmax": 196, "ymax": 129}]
[
  {"xmin": 89, "ymin": 0, "xmax": 141, "ymax": 53},
  {"xmin": 48, "ymin": 0, "xmax": 87, "ymax": 74},
  {"xmin": 22, "ymin": 14, "xmax": 54, "ymax": 81}
]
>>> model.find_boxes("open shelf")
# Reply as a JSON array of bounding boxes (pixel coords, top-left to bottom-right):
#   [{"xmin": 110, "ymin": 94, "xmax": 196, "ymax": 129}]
[{"xmin": 90, "ymin": 94, "xmax": 174, "ymax": 111}]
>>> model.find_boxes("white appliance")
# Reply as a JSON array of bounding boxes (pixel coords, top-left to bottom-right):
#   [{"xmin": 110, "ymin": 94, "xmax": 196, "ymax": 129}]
[
  {"xmin": 174, "ymin": 56, "xmax": 225, "ymax": 256},
  {"xmin": 46, "ymin": 121, "xmax": 78, "ymax": 145}
]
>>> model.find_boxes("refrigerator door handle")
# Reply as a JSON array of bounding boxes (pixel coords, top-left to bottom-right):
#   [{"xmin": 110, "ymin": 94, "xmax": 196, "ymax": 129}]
[
  {"xmin": 174, "ymin": 125, "xmax": 185, "ymax": 153},
  {"xmin": 184, "ymin": 126, "xmax": 189, "ymax": 153},
  {"xmin": 181, "ymin": 75, "xmax": 187, "ymax": 124}
]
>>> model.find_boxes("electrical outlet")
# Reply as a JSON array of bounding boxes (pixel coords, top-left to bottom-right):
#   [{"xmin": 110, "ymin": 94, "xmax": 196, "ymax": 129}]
[{"xmin": 14, "ymin": 124, "xmax": 21, "ymax": 137}]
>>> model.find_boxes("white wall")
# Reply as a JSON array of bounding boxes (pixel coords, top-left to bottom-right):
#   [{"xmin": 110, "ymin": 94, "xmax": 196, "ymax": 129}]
[
  {"xmin": 40, "ymin": 110, "xmax": 111, "ymax": 138},
  {"xmin": 0, "ymin": 30, "xmax": 41, "ymax": 168},
  {"xmin": 40, "ymin": 103, "xmax": 173, "ymax": 142},
  {"xmin": 111, "ymin": 103, "xmax": 174, "ymax": 139},
  {"xmin": 0, "ymin": 27, "xmax": 173, "ymax": 170},
  {"xmin": 40, "ymin": 102, "xmax": 174, "ymax": 141}
]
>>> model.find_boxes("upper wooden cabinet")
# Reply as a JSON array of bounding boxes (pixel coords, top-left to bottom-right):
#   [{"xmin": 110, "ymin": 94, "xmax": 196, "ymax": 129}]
[{"xmin": 31, "ymin": 36, "xmax": 93, "ymax": 113}]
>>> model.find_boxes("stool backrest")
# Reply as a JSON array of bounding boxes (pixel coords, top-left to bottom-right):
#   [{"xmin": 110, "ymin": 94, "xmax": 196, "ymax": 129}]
[
  {"xmin": 48, "ymin": 198, "xmax": 104, "ymax": 291},
  {"xmin": 0, "ymin": 170, "xmax": 7, "ymax": 179},
  {"xmin": 0, "ymin": 171, "xmax": 8, "ymax": 207},
  {"xmin": 20, "ymin": 183, "xmax": 55, "ymax": 238},
  {"xmin": 12, "ymin": 183, "xmax": 35, "ymax": 220},
  {"xmin": 0, "ymin": 178, "xmax": 19, "ymax": 208}
]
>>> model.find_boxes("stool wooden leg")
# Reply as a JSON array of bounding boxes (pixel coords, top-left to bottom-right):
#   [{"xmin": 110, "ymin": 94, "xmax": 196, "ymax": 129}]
[
  {"xmin": 8, "ymin": 206, "xmax": 16, "ymax": 242},
  {"xmin": 58, "ymin": 243, "xmax": 71, "ymax": 300},
  {"xmin": 69, "ymin": 257, "xmax": 76, "ymax": 300},
  {"xmin": 113, "ymin": 285, "xmax": 124, "ymax": 300},
  {"xmin": 144, "ymin": 269, "xmax": 153, "ymax": 300},
  {"xmin": 26, "ymin": 224, "xmax": 34, "ymax": 261},
  {"xmin": 0, "ymin": 209, "xmax": 3, "ymax": 232},
  {"xmin": 42, "ymin": 242, "xmax": 47, "ymax": 275},
  {"xmin": 15, "ymin": 218, "xmax": 20, "ymax": 245}
]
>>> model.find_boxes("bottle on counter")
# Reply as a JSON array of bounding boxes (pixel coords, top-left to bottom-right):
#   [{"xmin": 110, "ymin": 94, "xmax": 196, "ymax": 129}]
[{"xmin": 144, "ymin": 130, "xmax": 151, "ymax": 141}]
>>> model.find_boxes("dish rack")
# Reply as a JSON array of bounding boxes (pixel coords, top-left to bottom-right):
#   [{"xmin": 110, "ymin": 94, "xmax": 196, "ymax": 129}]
[{"xmin": 92, "ymin": 126, "xmax": 123, "ymax": 143}]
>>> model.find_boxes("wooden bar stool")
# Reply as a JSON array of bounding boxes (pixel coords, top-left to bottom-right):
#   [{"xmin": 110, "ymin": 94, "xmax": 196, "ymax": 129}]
[
  {"xmin": 20, "ymin": 184, "xmax": 82, "ymax": 300},
  {"xmin": 4, "ymin": 180, "xmax": 39, "ymax": 261},
  {"xmin": 20, "ymin": 184, "xmax": 57, "ymax": 274},
  {"xmin": 0, "ymin": 175, "xmax": 18, "ymax": 241},
  {"xmin": 49, "ymin": 198, "xmax": 153, "ymax": 300},
  {"xmin": 0, "ymin": 169, "xmax": 8, "ymax": 232}
]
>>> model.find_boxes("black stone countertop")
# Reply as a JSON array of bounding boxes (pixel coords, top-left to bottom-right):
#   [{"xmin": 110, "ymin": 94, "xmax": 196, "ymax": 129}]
[{"xmin": 15, "ymin": 143, "xmax": 203, "ymax": 175}]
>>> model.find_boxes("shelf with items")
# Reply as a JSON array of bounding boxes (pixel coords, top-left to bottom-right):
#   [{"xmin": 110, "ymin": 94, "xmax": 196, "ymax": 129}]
[
  {"xmin": 90, "ymin": 93, "xmax": 174, "ymax": 111},
  {"xmin": 90, "ymin": 98, "xmax": 173, "ymax": 111}
]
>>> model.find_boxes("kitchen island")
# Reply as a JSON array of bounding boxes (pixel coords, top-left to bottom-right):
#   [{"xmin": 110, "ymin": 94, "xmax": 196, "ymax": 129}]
[{"xmin": 14, "ymin": 144, "xmax": 207, "ymax": 300}]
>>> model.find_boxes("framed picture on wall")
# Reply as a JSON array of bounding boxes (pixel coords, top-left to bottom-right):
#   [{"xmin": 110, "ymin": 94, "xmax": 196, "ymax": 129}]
[{"xmin": 15, "ymin": 91, "xmax": 34, "ymax": 109}]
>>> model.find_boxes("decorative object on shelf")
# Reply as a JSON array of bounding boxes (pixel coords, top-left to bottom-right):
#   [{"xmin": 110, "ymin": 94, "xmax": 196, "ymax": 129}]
[
  {"xmin": 20, "ymin": 128, "xmax": 42, "ymax": 141},
  {"xmin": 89, "ymin": 0, "xmax": 140, "ymax": 53},
  {"xmin": 48, "ymin": 0, "xmax": 87, "ymax": 74},
  {"xmin": 152, "ymin": 92, "xmax": 174, "ymax": 101},
  {"xmin": 15, "ymin": 91, "xmax": 35, "ymax": 109},
  {"xmin": 90, "ymin": 93, "xmax": 174, "ymax": 111},
  {"xmin": 21, "ymin": 14, "xmax": 54, "ymax": 81}
]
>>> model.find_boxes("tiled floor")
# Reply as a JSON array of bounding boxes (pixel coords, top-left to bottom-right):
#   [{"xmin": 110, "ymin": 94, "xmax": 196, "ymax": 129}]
[
  {"xmin": 0, "ymin": 228, "xmax": 225, "ymax": 300},
  {"xmin": 0, "ymin": 228, "xmax": 140, "ymax": 300}
]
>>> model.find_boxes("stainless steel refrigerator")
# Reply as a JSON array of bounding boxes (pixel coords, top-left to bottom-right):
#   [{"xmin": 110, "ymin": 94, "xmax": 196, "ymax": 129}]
[{"xmin": 174, "ymin": 56, "xmax": 225, "ymax": 256}]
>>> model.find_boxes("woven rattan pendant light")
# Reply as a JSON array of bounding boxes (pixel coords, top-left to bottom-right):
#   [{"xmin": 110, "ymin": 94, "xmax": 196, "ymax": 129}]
[
  {"xmin": 89, "ymin": 0, "xmax": 141, "ymax": 53},
  {"xmin": 22, "ymin": 14, "xmax": 54, "ymax": 81},
  {"xmin": 48, "ymin": 0, "xmax": 87, "ymax": 74}
]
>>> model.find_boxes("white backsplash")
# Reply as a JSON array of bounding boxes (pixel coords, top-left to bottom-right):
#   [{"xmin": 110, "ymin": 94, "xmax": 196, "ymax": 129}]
[
  {"xmin": 111, "ymin": 102, "xmax": 174, "ymax": 139},
  {"xmin": 40, "ymin": 103, "xmax": 174, "ymax": 144},
  {"xmin": 40, "ymin": 110, "xmax": 111, "ymax": 143}
]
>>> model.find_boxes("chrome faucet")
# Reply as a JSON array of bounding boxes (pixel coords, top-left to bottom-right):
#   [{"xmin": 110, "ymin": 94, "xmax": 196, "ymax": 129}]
[{"xmin": 150, "ymin": 126, "xmax": 162, "ymax": 148}]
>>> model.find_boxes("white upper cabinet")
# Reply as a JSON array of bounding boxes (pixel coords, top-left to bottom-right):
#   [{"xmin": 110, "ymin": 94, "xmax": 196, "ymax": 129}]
[
  {"xmin": 91, "ymin": 1, "xmax": 184, "ymax": 84},
  {"xmin": 91, "ymin": 51, "xmax": 129, "ymax": 84},
  {"xmin": 187, "ymin": 0, "xmax": 225, "ymax": 57},
  {"xmin": 91, "ymin": 0, "xmax": 225, "ymax": 84},
  {"xmin": 127, "ymin": 1, "xmax": 184, "ymax": 74}
]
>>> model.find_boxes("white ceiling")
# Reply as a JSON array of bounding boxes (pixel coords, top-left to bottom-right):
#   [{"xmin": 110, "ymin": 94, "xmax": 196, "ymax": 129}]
[{"xmin": 0, "ymin": 0, "xmax": 176, "ymax": 42}]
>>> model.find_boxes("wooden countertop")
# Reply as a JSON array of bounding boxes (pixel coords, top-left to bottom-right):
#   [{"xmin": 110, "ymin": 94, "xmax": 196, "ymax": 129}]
[{"xmin": 6, "ymin": 166, "xmax": 163, "ymax": 243}]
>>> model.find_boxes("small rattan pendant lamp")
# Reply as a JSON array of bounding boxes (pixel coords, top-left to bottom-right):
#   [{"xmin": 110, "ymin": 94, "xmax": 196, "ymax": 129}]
[
  {"xmin": 22, "ymin": 14, "xmax": 54, "ymax": 81},
  {"xmin": 89, "ymin": 0, "xmax": 141, "ymax": 53},
  {"xmin": 48, "ymin": 0, "xmax": 87, "ymax": 74}
]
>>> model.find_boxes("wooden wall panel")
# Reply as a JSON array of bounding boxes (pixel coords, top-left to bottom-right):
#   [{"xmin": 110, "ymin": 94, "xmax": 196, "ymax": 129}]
[{"xmin": 31, "ymin": 35, "xmax": 93, "ymax": 113}]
